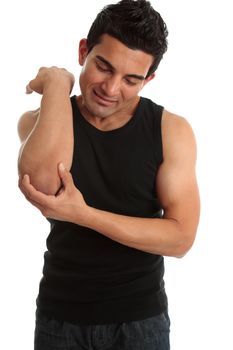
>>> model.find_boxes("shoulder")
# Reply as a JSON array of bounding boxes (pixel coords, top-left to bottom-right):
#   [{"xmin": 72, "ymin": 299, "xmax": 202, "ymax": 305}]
[
  {"xmin": 162, "ymin": 109, "xmax": 194, "ymax": 136},
  {"xmin": 161, "ymin": 110, "xmax": 197, "ymax": 163}
]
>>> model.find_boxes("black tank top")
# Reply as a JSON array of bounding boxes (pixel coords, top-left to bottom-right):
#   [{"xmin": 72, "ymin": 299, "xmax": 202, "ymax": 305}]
[{"xmin": 36, "ymin": 96, "xmax": 168, "ymax": 325}]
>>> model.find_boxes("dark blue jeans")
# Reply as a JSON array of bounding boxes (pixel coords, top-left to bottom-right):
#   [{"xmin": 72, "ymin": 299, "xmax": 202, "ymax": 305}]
[{"xmin": 34, "ymin": 310, "xmax": 170, "ymax": 350}]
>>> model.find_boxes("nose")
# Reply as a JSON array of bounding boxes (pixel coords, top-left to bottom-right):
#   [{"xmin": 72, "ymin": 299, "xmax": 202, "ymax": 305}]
[{"xmin": 101, "ymin": 75, "xmax": 121, "ymax": 97}]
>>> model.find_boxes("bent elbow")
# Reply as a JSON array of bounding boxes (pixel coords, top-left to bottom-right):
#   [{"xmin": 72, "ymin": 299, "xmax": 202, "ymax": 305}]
[
  {"xmin": 32, "ymin": 174, "xmax": 61, "ymax": 195},
  {"xmin": 18, "ymin": 165, "xmax": 61, "ymax": 195},
  {"xmin": 174, "ymin": 232, "xmax": 196, "ymax": 258}
]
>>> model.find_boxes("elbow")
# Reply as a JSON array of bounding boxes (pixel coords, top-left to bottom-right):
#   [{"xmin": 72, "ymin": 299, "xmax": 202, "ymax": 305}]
[
  {"xmin": 165, "ymin": 216, "xmax": 198, "ymax": 258},
  {"xmin": 18, "ymin": 163, "xmax": 61, "ymax": 195},
  {"xmin": 173, "ymin": 232, "xmax": 196, "ymax": 259}
]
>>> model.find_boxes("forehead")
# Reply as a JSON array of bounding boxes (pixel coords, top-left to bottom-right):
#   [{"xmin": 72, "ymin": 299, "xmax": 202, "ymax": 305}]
[{"xmin": 89, "ymin": 34, "xmax": 153, "ymax": 75}]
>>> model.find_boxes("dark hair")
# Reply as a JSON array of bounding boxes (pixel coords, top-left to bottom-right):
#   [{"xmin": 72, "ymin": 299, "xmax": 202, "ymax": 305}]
[{"xmin": 86, "ymin": 0, "xmax": 168, "ymax": 77}]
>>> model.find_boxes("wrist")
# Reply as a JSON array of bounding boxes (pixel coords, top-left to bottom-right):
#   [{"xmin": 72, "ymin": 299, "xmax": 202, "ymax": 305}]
[
  {"xmin": 28, "ymin": 67, "xmax": 75, "ymax": 95},
  {"xmin": 43, "ymin": 80, "xmax": 72, "ymax": 96}
]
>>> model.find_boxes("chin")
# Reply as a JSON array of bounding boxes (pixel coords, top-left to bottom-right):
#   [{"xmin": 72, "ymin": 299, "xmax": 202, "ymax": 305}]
[
  {"xmin": 92, "ymin": 107, "xmax": 116, "ymax": 119},
  {"xmin": 86, "ymin": 100, "xmax": 117, "ymax": 118}
]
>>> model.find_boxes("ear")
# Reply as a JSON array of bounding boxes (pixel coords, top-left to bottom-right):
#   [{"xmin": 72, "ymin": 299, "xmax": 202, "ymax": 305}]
[
  {"xmin": 143, "ymin": 73, "xmax": 156, "ymax": 87},
  {"xmin": 78, "ymin": 39, "xmax": 88, "ymax": 66}
]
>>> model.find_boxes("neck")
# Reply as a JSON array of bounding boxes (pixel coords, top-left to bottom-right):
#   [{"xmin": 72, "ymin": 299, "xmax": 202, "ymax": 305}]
[{"xmin": 76, "ymin": 95, "xmax": 140, "ymax": 131}]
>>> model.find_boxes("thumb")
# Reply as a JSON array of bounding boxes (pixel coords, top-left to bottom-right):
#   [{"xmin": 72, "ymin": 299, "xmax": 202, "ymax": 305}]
[{"xmin": 58, "ymin": 163, "xmax": 74, "ymax": 188}]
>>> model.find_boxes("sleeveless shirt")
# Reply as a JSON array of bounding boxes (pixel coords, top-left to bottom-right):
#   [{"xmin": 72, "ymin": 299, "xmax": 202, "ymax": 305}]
[{"xmin": 36, "ymin": 95, "xmax": 168, "ymax": 325}]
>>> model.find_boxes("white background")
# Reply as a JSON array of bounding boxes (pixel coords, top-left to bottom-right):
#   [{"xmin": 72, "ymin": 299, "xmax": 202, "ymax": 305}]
[{"xmin": 1, "ymin": 0, "xmax": 233, "ymax": 349}]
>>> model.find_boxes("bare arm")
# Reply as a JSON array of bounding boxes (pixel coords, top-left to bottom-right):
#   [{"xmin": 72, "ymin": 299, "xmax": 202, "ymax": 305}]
[
  {"xmin": 17, "ymin": 108, "xmax": 40, "ymax": 143},
  {"xmin": 20, "ymin": 110, "xmax": 200, "ymax": 258},
  {"xmin": 18, "ymin": 67, "xmax": 75, "ymax": 195}
]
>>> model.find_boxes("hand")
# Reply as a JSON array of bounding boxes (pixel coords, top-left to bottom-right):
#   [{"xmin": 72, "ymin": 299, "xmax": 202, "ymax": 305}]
[
  {"xmin": 26, "ymin": 66, "xmax": 75, "ymax": 95},
  {"xmin": 19, "ymin": 163, "xmax": 91, "ymax": 225}
]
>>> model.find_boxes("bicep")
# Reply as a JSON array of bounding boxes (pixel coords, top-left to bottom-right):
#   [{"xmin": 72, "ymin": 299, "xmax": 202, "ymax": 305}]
[
  {"xmin": 17, "ymin": 108, "xmax": 40, "ymax": 143},
  {"xmin": 156, "ymin": 114, "xmax": 200, "ymax": 239}
]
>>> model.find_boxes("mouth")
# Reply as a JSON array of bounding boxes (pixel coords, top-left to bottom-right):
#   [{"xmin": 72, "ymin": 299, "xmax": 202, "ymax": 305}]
[{"xmin": 93, "ymin": 89, "xmax": 117, "ymax": 106}]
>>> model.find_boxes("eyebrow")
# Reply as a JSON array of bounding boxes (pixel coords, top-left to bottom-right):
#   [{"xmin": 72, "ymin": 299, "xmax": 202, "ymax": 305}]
[{"xmin": 96, "ymin": 55, "xmax": 146, "ymax": 81}]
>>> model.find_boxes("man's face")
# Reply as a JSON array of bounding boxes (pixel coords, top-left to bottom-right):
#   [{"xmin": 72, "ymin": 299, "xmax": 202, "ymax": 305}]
[{"xmin": 78, "ymin": 34, "xmax": 155, "ymax": 119}]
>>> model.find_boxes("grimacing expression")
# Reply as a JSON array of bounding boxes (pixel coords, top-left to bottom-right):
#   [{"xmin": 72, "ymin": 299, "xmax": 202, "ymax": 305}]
[{"xmin": 78, "ymin": 34, "xmax": 155, "ymax": 119}]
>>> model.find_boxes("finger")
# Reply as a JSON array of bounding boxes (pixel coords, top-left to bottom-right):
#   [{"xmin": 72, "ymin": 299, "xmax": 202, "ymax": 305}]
[
  {"xmin": 55, "ymin": 186, "xmax": 64, "ymax": 197},
  {"xmin": 27, "ymin": 198, "xmax": 45, "ymax": 212},
  {"xmin": 26, "ymin": 195, "xmax": 53, "ymax": 218},
  {"xmin": 21, "ymin": 174, "xmax": 53, "ymax": 207},
  {"xmin": 20, "ymin": 174, "xmax": 35, "ymax": 199},
  {"xmin": 58, "ymin": 163, "xmax": 74, "ymax": 190},
  {"xmin": 18, "ymin": 174, "xmax": 29, "ymax": 194},
  {"xmin": 19, "ymin": 177, "xmax": 44, "ymax": 210}
]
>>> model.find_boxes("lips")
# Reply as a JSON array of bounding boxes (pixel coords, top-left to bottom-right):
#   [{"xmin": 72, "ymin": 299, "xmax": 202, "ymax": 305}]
[{"xmin": 93, "ymin": 89, "xmax": 117, "ymax": 106}]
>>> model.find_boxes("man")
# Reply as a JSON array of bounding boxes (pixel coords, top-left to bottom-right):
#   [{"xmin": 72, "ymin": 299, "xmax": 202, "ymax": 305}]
[{"xmin": 18, "ymin": 1, "xmax": 200, "ymax": 349}]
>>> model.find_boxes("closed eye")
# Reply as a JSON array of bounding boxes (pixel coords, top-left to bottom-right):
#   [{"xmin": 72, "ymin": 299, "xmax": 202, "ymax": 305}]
[
  {"xmin": 125, "ymin": 78, "xmax": 138, "ymax": 86},
  {"xmin": 96, "ymin": 62, "xmax": 111, "ymax": 73}
]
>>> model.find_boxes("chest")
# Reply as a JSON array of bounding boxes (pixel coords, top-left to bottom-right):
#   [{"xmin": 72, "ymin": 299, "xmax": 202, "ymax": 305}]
[{"xmin": 70, "ymin": 123, "xmax": 162, "ymax": 216}]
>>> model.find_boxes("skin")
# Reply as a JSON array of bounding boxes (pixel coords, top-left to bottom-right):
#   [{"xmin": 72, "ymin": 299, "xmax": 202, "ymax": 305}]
[
  {"xmin": 77, "ymin": 35, "xmax": 155, "ymax": 128},
  {"xmin": 18, "ymin": 34, "xmax": 200, "ymax": 258},
  {"xmin": 18, "ymin": 67, "xmax": 75, "ymax": 194}
]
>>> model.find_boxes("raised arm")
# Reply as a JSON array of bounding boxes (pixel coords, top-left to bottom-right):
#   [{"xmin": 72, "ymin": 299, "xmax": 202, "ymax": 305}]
[
  {"xmin": 17, "ymin": 108, "xmax": 40, "ymax": 143},
  {"xmin": 18, "ymin": 67, "xmax": 75, "ymax": 195}
]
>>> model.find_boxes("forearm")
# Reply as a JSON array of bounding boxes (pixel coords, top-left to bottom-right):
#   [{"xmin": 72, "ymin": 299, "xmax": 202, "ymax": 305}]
[
  {"xmin": 18, "ymin": 85, "xmax": 73, "ymax": 194},
  {"xmin": 84, "ymin": 207, "xmax": 192, "ymax": 258}
]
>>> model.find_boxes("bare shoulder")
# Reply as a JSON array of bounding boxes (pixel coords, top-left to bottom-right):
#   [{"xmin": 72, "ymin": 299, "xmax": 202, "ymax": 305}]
[
  {"xmin": 161, "ymin": 109, "xmax": 197, "ymax": 163},
  {"xmin": 17, "ymin": 108, "xmax": 40, "ymax": 143},
  {"xmin": 162, "ymin": 109, "xmax": 195, "ymax": 140}
]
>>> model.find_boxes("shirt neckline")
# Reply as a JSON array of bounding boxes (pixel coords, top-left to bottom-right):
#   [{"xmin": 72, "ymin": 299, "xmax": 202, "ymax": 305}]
[{"xmin": 72, "ymin": 95, "xmax": 143, "ymax": 136}]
